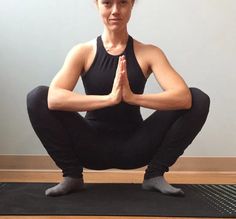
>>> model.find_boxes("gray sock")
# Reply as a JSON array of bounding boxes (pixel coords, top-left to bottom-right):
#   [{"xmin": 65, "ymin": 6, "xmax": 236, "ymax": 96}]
[
  {"xmin": 45, "ymin": 176, "xmax": 84, "ymax": 197},
  {"xmin": 142, "ymin": 176, "xmax": 185, "ymax": 197}
]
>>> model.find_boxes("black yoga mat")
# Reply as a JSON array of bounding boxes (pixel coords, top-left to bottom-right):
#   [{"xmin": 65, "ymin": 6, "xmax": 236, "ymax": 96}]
[{"xmin": 0, "ymin": 182, "xmax": 235, "ymax": 217}]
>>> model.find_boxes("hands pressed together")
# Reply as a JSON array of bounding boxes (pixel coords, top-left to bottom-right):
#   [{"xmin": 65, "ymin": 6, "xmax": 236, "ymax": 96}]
[{"xmin": 110, "ymin": 55, "xmax": 134, "ymax": 105}]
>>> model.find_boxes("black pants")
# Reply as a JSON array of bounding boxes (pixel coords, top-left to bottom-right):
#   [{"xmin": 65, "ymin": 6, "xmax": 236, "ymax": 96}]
[{"xmin": 26, "ymin": 86, "xmax": 210, "ymax": 179}]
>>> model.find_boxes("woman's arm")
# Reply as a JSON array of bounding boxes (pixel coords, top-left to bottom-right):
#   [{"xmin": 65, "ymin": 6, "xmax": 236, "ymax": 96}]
[
  {"xmin": 48, "ymin": 43, "xmax": 114, "ymax": 112},
  {"xmin": 128, "ymin": 45, "xmax": 192, "ymax": 110}
]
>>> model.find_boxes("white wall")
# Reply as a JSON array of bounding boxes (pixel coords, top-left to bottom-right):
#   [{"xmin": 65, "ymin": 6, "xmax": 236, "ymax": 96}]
[{"xmin": 0, "ymin": 0, "xmax": 235, "ymax": 156}]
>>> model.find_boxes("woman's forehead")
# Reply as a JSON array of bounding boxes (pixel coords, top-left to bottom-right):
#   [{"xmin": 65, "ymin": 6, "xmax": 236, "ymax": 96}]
[{"xmin": 96, "ymin": 0, "xmax": 135, "ymax": 2}]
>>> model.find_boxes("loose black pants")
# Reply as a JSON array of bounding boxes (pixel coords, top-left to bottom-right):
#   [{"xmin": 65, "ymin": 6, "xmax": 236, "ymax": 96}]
[{"xmin": 27, "ymin": 86, "xmax": 210, "ymax": 179}]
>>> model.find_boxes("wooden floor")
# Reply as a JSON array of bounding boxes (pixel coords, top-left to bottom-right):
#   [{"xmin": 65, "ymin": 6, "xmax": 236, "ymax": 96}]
[{"xmin": 0, "ymin": 170, "xmax": 236, "ymax": 219}]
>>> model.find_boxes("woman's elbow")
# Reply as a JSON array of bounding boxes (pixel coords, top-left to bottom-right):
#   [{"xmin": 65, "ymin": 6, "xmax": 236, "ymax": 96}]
[
  {"xmin": 183, "ymin": 89, "xmax": 192, "ymax": 109},
  {"xmin": 47, "ymin": 88, "xmax": 61, "ymax": 110},
  {"xmin": 47, "ymin": 95, "xmax": 57, "ymax": 110}
]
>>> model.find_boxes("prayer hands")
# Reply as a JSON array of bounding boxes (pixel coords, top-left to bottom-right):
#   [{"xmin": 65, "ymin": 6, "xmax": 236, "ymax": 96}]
[{"xmin": 110, "ymin": 55, "xmax": 134, "ymax": 105}]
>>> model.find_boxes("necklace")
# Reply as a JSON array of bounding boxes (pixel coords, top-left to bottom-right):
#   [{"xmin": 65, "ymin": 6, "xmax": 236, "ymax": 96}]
[
  {"xmin": 103, "ymin": 36, "xmax": 129, "ymax": 53},
  {"xmin": 104, "ymin": 45, "xmax": 115, "ymax": 52},
  {"xmin": 104, "ymin": 44, "xmax": 123, "ymax": 54}
]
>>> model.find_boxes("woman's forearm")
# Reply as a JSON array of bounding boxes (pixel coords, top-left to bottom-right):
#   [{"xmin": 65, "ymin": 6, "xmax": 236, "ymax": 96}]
[
  {"xmin": 128, "ymin": 89, "xmax": 192, "ymax": 110},
  {"xmin": 48, "ymin": 88, "xmax": 113, "ymax": 112}
]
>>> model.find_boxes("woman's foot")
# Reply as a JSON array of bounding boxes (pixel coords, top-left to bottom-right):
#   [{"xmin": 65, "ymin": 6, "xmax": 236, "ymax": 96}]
[
  {"xmin": 45, "ymin": 176, "xmax": 84, "ymax": 197},
  {"xmin": 142, "ymin": 176, "xmax": 185, "ymax": 197}
]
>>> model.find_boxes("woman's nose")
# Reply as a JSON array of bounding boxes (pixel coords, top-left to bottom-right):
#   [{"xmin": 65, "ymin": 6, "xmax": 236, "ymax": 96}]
[{"xmin": 111, "ymin": 4, "xmax": 120, "ymax": 15}]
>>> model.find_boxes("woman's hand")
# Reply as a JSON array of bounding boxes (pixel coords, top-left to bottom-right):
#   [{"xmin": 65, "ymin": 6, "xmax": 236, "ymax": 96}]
[
  {"xmin": 109, "ymin": 56, "xmax": 123, "ymax": 105},
  {"xmin": 120, "ymin": 55, "xmax": 134, "ymax": 103},
  {"xmin": 109, "ymin": 55, "xmax": 134, "ymax": 105}
]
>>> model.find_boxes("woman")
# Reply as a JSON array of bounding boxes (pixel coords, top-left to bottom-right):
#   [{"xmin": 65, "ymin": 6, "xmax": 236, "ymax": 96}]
[{"xmin": 27, "ymin": 0, "xmax": 210, "ymax": 197}]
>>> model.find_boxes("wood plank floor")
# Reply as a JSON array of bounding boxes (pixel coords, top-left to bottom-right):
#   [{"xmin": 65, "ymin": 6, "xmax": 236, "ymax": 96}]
[{"xmin": 0, "ymin": 170, "xmax": 236, "ymax": 219}]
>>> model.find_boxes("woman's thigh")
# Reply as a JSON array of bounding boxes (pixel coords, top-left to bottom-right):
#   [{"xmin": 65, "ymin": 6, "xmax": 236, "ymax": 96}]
[
  {"xmin": 114, "ymin": 109, "xmax": 185, "ymax": 169},
  {"xmin": 65, "ymin": 117, "xmax": 118, "ymax": 170}
]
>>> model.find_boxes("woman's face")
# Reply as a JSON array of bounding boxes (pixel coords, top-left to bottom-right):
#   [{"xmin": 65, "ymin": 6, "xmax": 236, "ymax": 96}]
[{"xmin": 96, "ymin": 0, "xmax": 134, "ymax": 32}]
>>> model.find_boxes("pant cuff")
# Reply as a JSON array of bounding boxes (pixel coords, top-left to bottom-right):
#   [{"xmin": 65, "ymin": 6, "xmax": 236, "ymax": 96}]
[
  {"xmin": 144, "ymin": 170, "xmax": 165, "ymax": 180},
  {"xmin": 62, "ymin": 167, "xmax": 83, "ymax": 178}
]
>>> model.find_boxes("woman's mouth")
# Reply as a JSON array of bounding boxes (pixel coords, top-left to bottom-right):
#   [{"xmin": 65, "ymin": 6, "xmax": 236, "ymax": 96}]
[{"xmin": 109, "ymin": 19, "xmax": 121, "ymax": 22}]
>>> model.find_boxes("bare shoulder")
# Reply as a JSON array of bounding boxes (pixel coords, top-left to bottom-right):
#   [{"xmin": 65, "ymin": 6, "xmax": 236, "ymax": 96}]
[
  {"xmin": 49, "ymin": 39, "xmax": 96, "ymax": 89},
  {"xmin": 74, "ymin": 39, "xmax": 95, "ymax": 54},
  {"xmin": 133, "ymin": 38, "xmax": 165, "ymax": 59},
  {"xmin": 76, "ymin": 39, "xmax": 96, "ymax": 73},
  {"xmin": 69, "ymin": 39, "xmax": 96, "ymax": 67},
  {"xmin": 133, "ymin": 38, "xmax": 165, "ymax": 78}
]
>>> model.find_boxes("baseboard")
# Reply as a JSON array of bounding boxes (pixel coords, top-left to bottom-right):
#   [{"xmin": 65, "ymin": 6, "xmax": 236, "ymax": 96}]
[
  {"xmin": 0, "ymin": 169, "xmax": 235, "ymax": 184},
  {"xmin": 0, "ymin": 155, "xmax": 236, "ymax": 184},
  {"xmin": 0, "ymin": 155, "xmax": 235, "ymax": 171}
]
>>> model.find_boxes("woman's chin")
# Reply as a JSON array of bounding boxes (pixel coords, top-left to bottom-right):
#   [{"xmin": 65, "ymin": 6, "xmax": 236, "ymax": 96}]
[{"xmin": 107, "ymin": 25, "xmax": 126, "ymax": 33}]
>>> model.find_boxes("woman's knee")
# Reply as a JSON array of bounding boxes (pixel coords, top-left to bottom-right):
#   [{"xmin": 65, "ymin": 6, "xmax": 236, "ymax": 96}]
[
  {"xmin": 26, "ymin": 85, "xmax": 49, "ymax": 112},
  {"xmin": 189, "ymin": 87, "xmax": 210, "ymax": 115}
]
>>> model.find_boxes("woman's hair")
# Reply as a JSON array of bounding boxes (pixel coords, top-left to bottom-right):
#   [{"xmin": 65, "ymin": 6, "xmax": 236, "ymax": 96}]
[{"xmin": 95, "ymin": 0, "xmax": 136, "ymax": 3}]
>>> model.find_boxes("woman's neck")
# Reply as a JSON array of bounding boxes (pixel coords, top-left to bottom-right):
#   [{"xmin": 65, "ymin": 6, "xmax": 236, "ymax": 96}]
[{"xmin": 102, "ymin": 28, "xmax": 129, "ymax": 48}]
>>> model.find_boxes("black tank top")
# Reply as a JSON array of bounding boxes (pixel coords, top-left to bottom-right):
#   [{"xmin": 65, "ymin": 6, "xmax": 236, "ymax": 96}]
[{"xmin": 81, "ymin": 35, "xmax": 147, "ymax": 125}]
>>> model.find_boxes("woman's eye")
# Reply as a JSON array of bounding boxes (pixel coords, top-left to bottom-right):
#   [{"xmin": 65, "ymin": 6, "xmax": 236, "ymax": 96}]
[
  {"xmin": 120, "ymin": 0, "xmax": 128, "ymax": 4},
  {"xmin": 102, "ymin": 1, "xmax": 111, "ymax": 5}
]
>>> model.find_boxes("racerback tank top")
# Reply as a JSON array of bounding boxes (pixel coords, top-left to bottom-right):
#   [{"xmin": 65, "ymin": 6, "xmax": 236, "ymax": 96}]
[{"xmin": 81, "ymin": 35, "xmax": 147, "ymax": 125}]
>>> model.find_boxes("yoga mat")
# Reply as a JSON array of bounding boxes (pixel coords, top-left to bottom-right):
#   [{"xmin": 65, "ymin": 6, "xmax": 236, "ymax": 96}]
[{"xmin": 0, "ymin": 183, "xmax": 235, "ymax": 217}]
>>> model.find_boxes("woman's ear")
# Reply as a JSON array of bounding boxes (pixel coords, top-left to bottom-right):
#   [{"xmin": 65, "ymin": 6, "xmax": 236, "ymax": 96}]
[
  {"xmin": 131, "ymin": 0, "xmax": 135, "ymax": 7},
  {"xmin": 95, "ymin": 0, "xmax": 98, "ymax": 8}
]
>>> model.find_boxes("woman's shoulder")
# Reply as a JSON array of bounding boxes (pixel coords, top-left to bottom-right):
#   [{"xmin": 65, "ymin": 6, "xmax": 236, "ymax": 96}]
[
  {"xmin": 132, "ymin": 37, "xmax": 167, "ymax": 76},
  {"xmin": 68, "ymin": 38, "xmax": 97, "ymax": 71},
  {"xmin": 133, "ymin": 37, "xmax": 164, "ymax": 57},
  {"xmin": 72, "ymin": 38, "xmax": 96, "ymax": 56}
]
